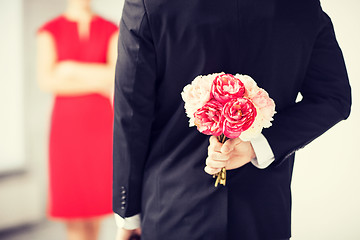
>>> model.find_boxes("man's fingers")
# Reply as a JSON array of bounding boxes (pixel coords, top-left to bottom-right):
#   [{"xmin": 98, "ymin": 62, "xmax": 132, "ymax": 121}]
[
  {"xmin": 204, "ymin": 166, "xmax": 221, "ymax": 175},
  {"xmin": 206, "ymin": 156, "xmax": 227, "ymax": 168},
  {"xmin": 209, "ymin": 136, "xmax": 222, "ymax": 152},
  {"xmin": 208, "ymin": 151, "xmax": 229, "ymax": 161},
  {"xmin": 209, "ymin": 135, "xmax": 218, "ymax": 144},
  {"xmin": 221, "ymin": 137, "xmax": 242, "ymax": 153}
]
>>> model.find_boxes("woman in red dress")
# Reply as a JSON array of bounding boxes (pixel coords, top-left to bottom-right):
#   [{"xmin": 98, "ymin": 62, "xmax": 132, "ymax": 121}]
[{"xmin": 36, "ymin": 0, "xmax": 118, "ymax": 239}]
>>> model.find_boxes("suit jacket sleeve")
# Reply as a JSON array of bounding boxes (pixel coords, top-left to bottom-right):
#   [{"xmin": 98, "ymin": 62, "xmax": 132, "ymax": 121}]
[
  {"xmin": 113, "ymin": 0, "xmax": 156, "ymax": 217},
  {"xmin": 262, "ymin": 8, "xmax": 352, "ymax": 164}
]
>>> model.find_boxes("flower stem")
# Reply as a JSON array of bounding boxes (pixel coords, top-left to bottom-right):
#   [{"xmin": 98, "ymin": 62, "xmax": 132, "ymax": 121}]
[{"xmin": 214, "ymin": 134, "xmax": 228, "ymax": 187}]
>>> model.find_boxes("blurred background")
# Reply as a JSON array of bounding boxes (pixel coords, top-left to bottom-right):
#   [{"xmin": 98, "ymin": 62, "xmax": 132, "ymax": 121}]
[
  {"xmin": 0, "ymin": 0, "xmax": 359, "ymax": 239},
  {"xmin": 0, "ymin": 0, "xmax": 124, "ymax": 239}
]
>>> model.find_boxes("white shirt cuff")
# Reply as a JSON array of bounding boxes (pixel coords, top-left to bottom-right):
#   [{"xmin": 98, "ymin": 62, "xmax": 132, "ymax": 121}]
[
  {"xmin": 114, "ymin": 213, "xmax": 141, "ymax": 230},
  {"xmin": 250, "ymin": 133, "xmax": 275, "ymax": 169}
]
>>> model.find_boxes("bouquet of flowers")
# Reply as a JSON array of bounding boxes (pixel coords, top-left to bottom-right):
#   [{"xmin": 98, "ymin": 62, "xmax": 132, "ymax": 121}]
[{"xmin": 181, "ymin": 73, "xmax": 276, "ymax": 186}]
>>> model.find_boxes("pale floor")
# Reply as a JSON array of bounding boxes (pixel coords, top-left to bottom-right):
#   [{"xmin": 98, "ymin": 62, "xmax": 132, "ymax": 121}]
[{"xmin": 0, "ymin": 215, "xmax": 118, "ymax": 240}]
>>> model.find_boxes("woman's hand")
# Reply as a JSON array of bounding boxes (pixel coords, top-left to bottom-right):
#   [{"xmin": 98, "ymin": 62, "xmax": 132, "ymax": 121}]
[
  {"xmin": 204, "ymin": 136, "xmax": 256, "ymax": 175},
  {"xmin": 55, "ymin": 61, "xmax": 113, "ymax": 97},
  {"xmin": 54, "ymin": 61, "xmax": 77, "ymax": 80}
]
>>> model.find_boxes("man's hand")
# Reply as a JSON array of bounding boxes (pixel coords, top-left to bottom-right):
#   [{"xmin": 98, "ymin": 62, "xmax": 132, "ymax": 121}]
[
  {"xmin": 204, "ymin": 136, "xmax": 256, "ymax": 175},
  {"xmin": 116, "ymin": 228, "xmax": 141, "ymax": 240}
]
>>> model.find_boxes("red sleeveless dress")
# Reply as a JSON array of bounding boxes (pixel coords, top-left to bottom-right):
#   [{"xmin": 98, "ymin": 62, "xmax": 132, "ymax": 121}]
[{"xmin": 38, "ymin": 15, "xmax": 118, "ymax": 219}]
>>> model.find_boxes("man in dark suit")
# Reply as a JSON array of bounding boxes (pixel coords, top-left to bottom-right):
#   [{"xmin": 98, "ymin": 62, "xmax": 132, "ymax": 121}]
[{"xmin": 113, "ymin": 0, "xmax": 351, "ymax": 239}]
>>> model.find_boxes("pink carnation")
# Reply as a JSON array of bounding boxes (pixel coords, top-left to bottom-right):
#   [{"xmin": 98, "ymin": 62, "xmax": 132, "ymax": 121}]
[
  {"xmin": 222, "ymin": 98, "xmax": 257, "ymax": 138},
  {"xmin": 182, "ymin": 72, "xmax": 276, "ymax": 141},
  {"xmin": 194, "ymin": 100, "xmax": 224, "ymax": 136},
  {"xmin": 211, "ymin": 74, "xmax": 245, "ymax": 104}
]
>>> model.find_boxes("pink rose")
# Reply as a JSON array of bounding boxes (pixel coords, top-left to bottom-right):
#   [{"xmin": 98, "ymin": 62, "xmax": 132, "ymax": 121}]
[
  {"xmin": 222, "ymin": 98, "xmax": 257, "ymax": 138},
  {"xmin": 211, "ymin": 74, "xmax": 245, "ymax": 104},
  {"xmin": 194, "ymin": 100, "xmax": 224, "ymax": 136}
]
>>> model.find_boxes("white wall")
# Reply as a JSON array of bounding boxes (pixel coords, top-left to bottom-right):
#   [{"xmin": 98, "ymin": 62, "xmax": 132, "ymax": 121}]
[
  {"xmin": 0, "ymin": 0, "xmax": 26, "ymax": 173},
  {"xmin": 291, "ymin": 1, "xmax": 360, "ymax": 239}
]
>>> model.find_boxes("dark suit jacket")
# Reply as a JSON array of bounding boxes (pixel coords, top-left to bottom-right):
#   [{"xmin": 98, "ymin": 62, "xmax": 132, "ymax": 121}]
[{"xmin": 113, "ymin": 0, "xmax": 351, "ymax": 239}]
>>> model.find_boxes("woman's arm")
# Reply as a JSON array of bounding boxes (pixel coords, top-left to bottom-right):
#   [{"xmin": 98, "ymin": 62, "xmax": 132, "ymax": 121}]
[{"xmin": 36, "ymin": 31, "xmax": 118, "ymax": 97}]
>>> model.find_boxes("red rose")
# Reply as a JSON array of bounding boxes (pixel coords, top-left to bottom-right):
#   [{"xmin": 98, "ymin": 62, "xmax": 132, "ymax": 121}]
[
  {"xmin": 211, "ymin": 74, "xmax": 245, "ymax": 104},
  {"xmin": 222, "ymin": 98, "xmax": 257, "ymax": 138},
  {"xmin": 194, "ymin": 100, "xmax": 224, "ymax": 136}
]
